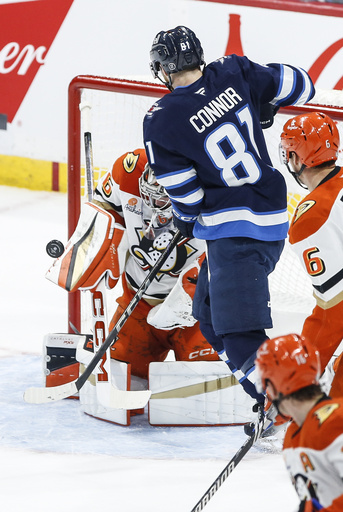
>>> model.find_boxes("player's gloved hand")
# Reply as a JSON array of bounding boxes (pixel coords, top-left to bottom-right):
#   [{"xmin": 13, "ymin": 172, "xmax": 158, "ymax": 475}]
[
  {"xmin": 173, "ymin": 214, "xmax": 195, "ymax": 238},
  {"xmin": 260, "ymin": 103, "xmax": 279, "ymax": 129},
  {"xmin": 298, "ymin": 498, "xmax": 323, "ymax": 512}
]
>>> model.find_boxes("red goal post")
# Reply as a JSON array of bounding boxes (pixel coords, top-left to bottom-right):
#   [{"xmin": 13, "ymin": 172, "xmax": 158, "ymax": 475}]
[{"xmin": 67, "ymin": 74, "xmax": 343, "ymax": 334}]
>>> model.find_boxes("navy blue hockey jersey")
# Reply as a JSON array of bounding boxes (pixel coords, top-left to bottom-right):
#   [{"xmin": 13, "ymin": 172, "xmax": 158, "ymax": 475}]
[{"xmin": 143, "ymin": 55, "xmax": 315, "ymax": 242}]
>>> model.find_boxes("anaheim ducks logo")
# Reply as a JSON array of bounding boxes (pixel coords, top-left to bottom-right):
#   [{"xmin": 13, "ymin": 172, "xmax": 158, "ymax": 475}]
[
  {"xmin": 314, "ymin": 403, "xmax": 340, "ymax": 425},
  {"xmin": 132, "ymin": 230, "xmax": 197, "ymax": 279},
  {"xmin": 123, "ymin": 152, "xmax": 139, "ymax": 173},
  {"xmin": 293, "ymin": 200, "xmax": 316, "ymax": 223}
]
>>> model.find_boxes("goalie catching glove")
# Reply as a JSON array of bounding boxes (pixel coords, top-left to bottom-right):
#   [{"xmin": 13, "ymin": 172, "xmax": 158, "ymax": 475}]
[{"xmin": 46, "ymin": 202, "xmax": 128, "ymax": 291}]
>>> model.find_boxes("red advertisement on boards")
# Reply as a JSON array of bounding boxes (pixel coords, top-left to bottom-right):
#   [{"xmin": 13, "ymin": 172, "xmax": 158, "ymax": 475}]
[{"xmin": 0, "ymin": 0, "xmax": 74, "ymax": 124}]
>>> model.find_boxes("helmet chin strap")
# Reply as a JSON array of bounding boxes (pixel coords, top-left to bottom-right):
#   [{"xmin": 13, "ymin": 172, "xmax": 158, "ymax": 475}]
[
  {"xmin": 287, "ymin": 162, "xmax": 308, "ymax": 190},
  {"xmin": 160, "ymin": 71, "xmax": 174, "ymax": 91},
  {"xmin": 272, "ymin": 394, "xmax": 291, "ymax": 421}
]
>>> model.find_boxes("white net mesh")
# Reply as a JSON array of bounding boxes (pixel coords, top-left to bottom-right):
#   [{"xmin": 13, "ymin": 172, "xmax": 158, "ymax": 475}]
[{"xmin": 79, "ymin": 86, "xmax": 155, "ymax": 202}]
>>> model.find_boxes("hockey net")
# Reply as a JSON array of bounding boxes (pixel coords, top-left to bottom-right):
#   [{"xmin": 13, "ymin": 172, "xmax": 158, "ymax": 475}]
[{"xmin": 67, "ymin": 75, "xmax": 343, "ymax": 335}]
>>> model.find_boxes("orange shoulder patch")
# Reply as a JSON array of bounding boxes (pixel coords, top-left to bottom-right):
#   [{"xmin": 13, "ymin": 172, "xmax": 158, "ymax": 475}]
[
  {"xmin": 111, "ymin": 149, "xmax": 147, "ymax": 194},
  {"xmin": 292, "ymin": 200, "xmax": 316, "ymax": 223}
]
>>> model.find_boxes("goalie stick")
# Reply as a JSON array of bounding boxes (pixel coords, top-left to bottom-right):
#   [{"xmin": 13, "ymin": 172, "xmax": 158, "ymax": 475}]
[
  {"xmin": 80, "ymin": 101, "xmax": 94, "ymax": 202},
  {"xmin": 24, "ymin": 229, "xmax": 183, "ymax": 406},
  {"xmin": 189, "ymin": 405, "xmax": 264, "ymax": 512}
]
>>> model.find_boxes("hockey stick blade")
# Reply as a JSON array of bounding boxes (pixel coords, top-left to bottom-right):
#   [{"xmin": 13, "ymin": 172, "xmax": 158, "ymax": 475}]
[
  {"xmin": 95, "ymin": 385, "xmax": 151, "ymax": 410},
  {"xmin": 24, "ymin": 381, "xmax": 79, "ymax": 404},
  {"xmin": 24, "ymin": 380, "xmax": 151, "ymax": 409}
]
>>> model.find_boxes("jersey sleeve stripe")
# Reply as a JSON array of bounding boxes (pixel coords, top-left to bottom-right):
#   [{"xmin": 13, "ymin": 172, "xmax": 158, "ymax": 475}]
[
  {"xmin": 313, "ymin": 267, "xmax": 343, "ymax": 295},
  {"xmin": 199, "ymin": 207, "xmax": 289, "ymax": 227},
  {"xmin": 169, "ymin": 187, "xmax": 204, "ymax": 205},
  {"xmin": 157, "ymin": 166, "xmax": 197, "ymax": 187},
  {"xmin": 166, "ymin": 175, "xmax": 198, "ymax": 191},
  {"xmin": 294, "ymin": 68, "xmax": 315, "ymax": 105},
  {"xmin": 271, "ymin": 65, "xmax": 296, "ymax": 105}
]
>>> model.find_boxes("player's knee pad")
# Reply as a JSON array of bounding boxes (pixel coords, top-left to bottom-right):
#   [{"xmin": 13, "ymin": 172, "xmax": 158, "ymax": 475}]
[{"xmin": 76, "ymin": 336, "xmax": 147, "ymax": 426}]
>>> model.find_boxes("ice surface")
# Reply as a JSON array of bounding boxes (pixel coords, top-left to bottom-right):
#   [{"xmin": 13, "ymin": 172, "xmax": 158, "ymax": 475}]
[{"xmin": 0, "ymin": 186, "xmax": 299, "ymax": 512}]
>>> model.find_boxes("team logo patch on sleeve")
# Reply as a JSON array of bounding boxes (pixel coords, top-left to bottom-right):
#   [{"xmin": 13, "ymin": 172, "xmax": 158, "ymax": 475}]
[
  {"xmin": 293, "ymin": 200, "xmax": 316, "ymax": 223},
  {"xmin": 123, "ymin": 153, "xmax": 139, "ymax": 173},
  {"xmin": 314, "ymin": 403, "xmax": 340, "ymax": 425}
]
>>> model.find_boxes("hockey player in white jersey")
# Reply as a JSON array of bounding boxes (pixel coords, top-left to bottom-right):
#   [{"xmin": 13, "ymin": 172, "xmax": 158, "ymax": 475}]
[{"xmin": 280, "ymin": 112, "xmax": 343, "ymax": 398}]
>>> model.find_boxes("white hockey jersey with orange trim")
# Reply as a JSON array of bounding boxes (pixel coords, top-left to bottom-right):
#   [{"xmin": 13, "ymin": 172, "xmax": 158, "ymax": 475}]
[
  {"xmin": 288, "ymin": 167, "xmax": 343, "ymax": 368},
  {"xmin": 93, "ymin": 148, "xmax": 205, "ymax": 302},
  {"xmin": 283, "ymin": 396, "xmax": 343, "ymax": 510}
]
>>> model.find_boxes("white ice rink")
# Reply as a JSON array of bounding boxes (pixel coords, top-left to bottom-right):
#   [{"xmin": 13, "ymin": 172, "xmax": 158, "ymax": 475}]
[{"xmin": 0, "ymin": 185, "xmax": 300, "ymax": 512}]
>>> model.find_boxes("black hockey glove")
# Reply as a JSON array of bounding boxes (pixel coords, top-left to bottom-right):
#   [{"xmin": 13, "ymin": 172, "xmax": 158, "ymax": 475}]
[
  {"xmin": 260, "ymin": 103, "xmax": 279, "ymax": 129},
  {"xmin": 173, "ymin": 214, "xmax": 195, "ymax": 238}
]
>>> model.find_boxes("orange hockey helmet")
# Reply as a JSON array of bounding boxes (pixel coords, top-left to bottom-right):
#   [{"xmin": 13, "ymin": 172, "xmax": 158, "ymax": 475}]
[
  {"xmin": 255, "ymin": 334, "xmax": 321, "ymax": 400},
  {"xmin": 280, "ymin": 112, "xmax": 339, "ymax": 168}
]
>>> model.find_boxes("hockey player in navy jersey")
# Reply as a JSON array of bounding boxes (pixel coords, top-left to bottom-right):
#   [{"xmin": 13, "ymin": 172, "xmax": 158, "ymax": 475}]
[{"xmin": 143, "ymin": 25, "xmax": 315, "ymax": 435}]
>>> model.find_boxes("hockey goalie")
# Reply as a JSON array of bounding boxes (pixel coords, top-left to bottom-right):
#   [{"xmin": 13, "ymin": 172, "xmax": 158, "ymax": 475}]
[{"xmin": 44, "ymin": 148, "xmax": 255, "ymax": 426}]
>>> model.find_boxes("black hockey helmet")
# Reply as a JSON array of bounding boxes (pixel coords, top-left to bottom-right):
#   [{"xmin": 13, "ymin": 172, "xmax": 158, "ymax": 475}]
[{"xmin": 150, "ymin": 26, "xmax": 205, "ymax": 88}]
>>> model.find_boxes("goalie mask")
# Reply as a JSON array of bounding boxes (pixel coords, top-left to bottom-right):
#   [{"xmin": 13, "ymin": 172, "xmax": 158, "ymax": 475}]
[
  {"xmin": 139, "ymin": 163, "xmax": 173, "ymax": 239},
  {"xmin": 279, "ymin": 112, "xmax": 339, "ymax": 188},
  {"xmin": 150, "ymin": 26, "xmax": 205, "ymax": 90}
]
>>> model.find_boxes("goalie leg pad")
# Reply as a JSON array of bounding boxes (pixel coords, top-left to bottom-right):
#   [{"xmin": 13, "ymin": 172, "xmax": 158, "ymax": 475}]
[
  {"xmin": 148, "ymin": 361, "xmax": 256, "ymax": 426},
  {"xmin": 76, "ymin": 335, "xmax": 146, "ymax": 425},
  {"xmin": 79, "ymin": 359, "xmax": 132, "ymax": 426}
]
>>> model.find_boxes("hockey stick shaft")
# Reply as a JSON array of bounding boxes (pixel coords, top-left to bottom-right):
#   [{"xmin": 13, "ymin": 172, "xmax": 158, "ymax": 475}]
[
  {"xmin": 190, "ymin": 437, "xmax": 254, "ymax": 512},
  {"xmin": 189, "ymin": 408, "xmax": 264, "ymax": 512},
  {"xmin": 80, "ymin": 101, "xmax": 94, "ymax": 201},
  {"xmin": 84, "ymin": 131, "xmax": 94, "ymax": 201}
]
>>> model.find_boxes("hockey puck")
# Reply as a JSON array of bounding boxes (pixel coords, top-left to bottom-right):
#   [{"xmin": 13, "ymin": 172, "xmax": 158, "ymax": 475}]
[{"xmin": 46, "ymin": 239, "xmax": 65, "ymax": 258}]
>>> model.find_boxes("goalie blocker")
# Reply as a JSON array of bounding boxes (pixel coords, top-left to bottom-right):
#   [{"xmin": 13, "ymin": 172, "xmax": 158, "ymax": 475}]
[{"xmin": 44, "ymin": 333, "xmax": 255, "ymax": 426}]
